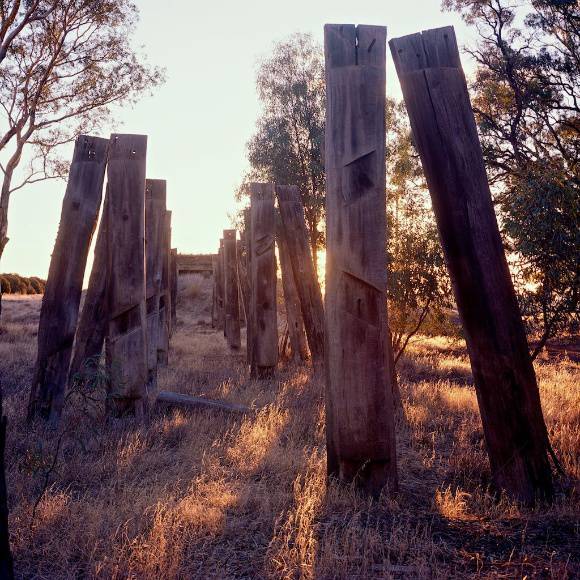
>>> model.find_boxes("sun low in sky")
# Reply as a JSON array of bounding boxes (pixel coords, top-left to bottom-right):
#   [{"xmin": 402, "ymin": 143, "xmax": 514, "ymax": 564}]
[{"xmin": 1, "ymin": 0, "xmax": 472, "ymax": 280}]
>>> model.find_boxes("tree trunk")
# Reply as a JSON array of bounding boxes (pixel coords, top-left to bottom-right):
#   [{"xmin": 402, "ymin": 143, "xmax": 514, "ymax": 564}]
[
  {"xmin": 28, "ymin": 135, "xmax": 108, "ymax": 425},
  {"xmin": 277, "ymin": 185, "xmax": 324, "ymax": 365},
  {"xmin": 223, "ymin": 230, "xmax": 241, "ymax": 349},
  {"xmin": 145, "ymin": 179, "xmax": 166, "ymax": 395},
  {"xmin": 249, "ymin": 183, "xmax": 278, "ymax": 379},
  {"xmin": 390, "ymin": 27, "xmax": 553, "ymax": 503},
  {"xmin": 324, "ymin": 24, "xmax": 398, "ymax": 497},
  {"xmin": 105, "ymin": 133, "xmax": 149, "ymax": 419},
  {"xmin": 277, "ymin": 218, "xmax": 309, "ymax": 362}
]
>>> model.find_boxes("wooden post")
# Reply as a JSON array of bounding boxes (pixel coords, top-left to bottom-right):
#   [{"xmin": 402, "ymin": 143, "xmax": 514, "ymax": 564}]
[
  {"xmin": 277, "ymin": 218, "xmax": 309, "ymax": 361},
  {"xmin": 0, "ymin": 388, "xmax": 14, "ymax": 580},
  {"xmin": 211, "ymin": 254, "xmax": 219, "ymax": 328},
  {"xmin": 170, "ymin": 248, "xmax": 178, "ymax": 327},
  {"xmin": 276, "ymin": 185, "xmax": 324, "ymax": 364},
  {"xmin": 216, "ymin": 240, "xmax": 225, "ymax": 331},
  {"xmin": 158, "ymin": 210, "xmax": 171, "ymax": 365},
  {"xmin": 145, "ymin": 179, "xmax": 166, "ymax": 393},
  {"xmin": 324, "ymin": 24, "xmax": 398, "ymax": 496},
  {"xmin": 105, "ymin": 133, "xmax": 148, "ymax": 419},
  {"xmin": 27, "ymin": 135, "xmax": 108, "ymax": 424},
  {"xmin": 242, "ymin": 209, "xmax": 254, "ymax": 367},
  {"xmin": 390, "ymin": 27, "xmax": 553, "ymax": 502},
  {"xmin": 249, "ymin": 183, "xmax": 278, "ymax": 378},
  {"xmin": 223, "ymin": 229, "xmax": 241, "ymax": 349},
  {"xmin": 68, "ymin": 191, "xmax": 110, "ymax": 388}
]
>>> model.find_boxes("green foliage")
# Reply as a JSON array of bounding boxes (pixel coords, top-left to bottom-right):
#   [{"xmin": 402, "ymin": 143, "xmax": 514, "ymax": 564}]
[
  {"xmin": 0, "ymin": 273, "xmax": 45, "ymax": 294},
  {"xmin": 386, "ymin": 99, "xmax": 453, "ymax": 361},
  {"xmin": 444, "ymin": 0, "xmax": 580, "ymax": 354},
  {"xmin": 242, "ymin": 33, "xmax": 325, "ymax": 267}
]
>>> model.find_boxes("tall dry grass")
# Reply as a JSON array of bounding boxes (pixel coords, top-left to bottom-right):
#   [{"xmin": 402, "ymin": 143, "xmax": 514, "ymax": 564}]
[{"xmin": 0, "ymin": 283, "xmax": 578, "ymax": 579}]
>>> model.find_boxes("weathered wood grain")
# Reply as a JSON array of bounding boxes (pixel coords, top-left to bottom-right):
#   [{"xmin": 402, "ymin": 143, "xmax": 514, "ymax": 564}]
[
  {"xmin": 158, "ymin": 210, "xmax": 171, "ymax": 365},
  {"xmin": 390, "ymin": 26, "xmax": 553, "ymax": 503},
  {"xmin": 28, "ymin": 135, "xmax": 108, "ymax": 424},
  {"xmin": 145, "ymin": 179, "xmax": 166, "ymax": 393},
  {"xmin": 324, "ymin": 24, "xmax": 398, "ymax": 496},
  {"xmin": 170, "ymin": 247, "xmax": 177, "ymax": 327},
  {"xmin": 276, "ymin": 185, "xmax": 324, "ymax": 364},
  {"xmin": 105, "ymin": 133, "xmax": 149, "ymax": 419},
  {"xmin": 249, "ymin": 183, "xmax": 278, "ymax": 378},
  {"xmin": 276, "ymin": 216, "xmax": 309, "ymax": 361},
  {"xmin": 216, "ymin": 240, "xmax": 225, "ymax": 331},
  {"xmin": 223, "ymin": 229, "xmax": 241, "ymax": 349}
]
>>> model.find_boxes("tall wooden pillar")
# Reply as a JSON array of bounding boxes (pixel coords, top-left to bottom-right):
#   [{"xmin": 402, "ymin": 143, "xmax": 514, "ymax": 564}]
[
  {"xmin": 145, "ymin": 179, "xmax": 166, "ymax": 393},
  {"xmin": 277, "ymin": 217, "xmax": 309, "ymax": 361},
  {"xmin": 211, "ymin": 254, "xmax": 219, "ymax": 328},
  {"xmin": 390, "ymin": 27, "xmax": 553, "ymax": 503},
  {"xmin": 249, "ymin": 183, "xmax": 278, "ymax": 378},
  {"xmin": 158, "ymin": 210, "xmax": 171, "ymax": 365},
  {"xmin": 170, "ymin": 248, "xmax": 178, "ymax": 327},
  {"xmin": 106, "ymin": 133, "xmax": 148, "ymax": 419},
  {"xmin": 216, "ymin": 240, "xmax": 225, "ymax": 331},
  {"xmin": 276, "ymin": 185, "xmax": 324, "ymax": 364},
  {"xmin": 242, "ymin": 209, "xmax": 254, "ymax": 367},
  {"xmin": 28, "ymin": 135, "xmax": 108, "ymax": 424},
  {"xmin": 223, "ymin": 229, "xmax": 241, "ymax": 349},
  {"xmin": 324, "ymin": 24, "xmax": 398, "ymax": 496}
]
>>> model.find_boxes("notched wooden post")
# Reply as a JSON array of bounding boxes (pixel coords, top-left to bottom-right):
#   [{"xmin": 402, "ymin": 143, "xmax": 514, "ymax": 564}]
[
  {"xmin": 223, "ymin": 229, "xmax": 241, "ymax": 349},
  {"xmin": 390, "ymin": 26, "xmax": 553, "ymax": 503},
  {"xmin": 28, "ymin": 135, "xmax": 108, "ymax": 425},
  {"xmin": 106, "ymin": 133, "xmax": 149, "ymax": 419},
  {"xmin": 145, "ymin": 179, "xmax": 166, "ymax": 393},
  {"xmin": 276, "ymin": 185, "xmax": 324, "ymax": 365},
  {"xmin": 324, "ymin": 24, "xmax": 398, "ymax": 497},
  {"xmin": 249, "ymin": 183, "xmax": 278, "ymax": 378}
]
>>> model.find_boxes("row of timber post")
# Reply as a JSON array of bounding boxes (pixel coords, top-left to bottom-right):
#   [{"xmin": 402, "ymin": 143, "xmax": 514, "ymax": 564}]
[{"xmin": 27, "ymin": 133, "xmax": 176, "ymax": 425}]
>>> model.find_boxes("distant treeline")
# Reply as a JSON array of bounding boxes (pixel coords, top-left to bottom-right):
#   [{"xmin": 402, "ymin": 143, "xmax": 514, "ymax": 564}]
[{"xmin": 0, "ymin": 274, "xmax": 46, "ymax": 294}]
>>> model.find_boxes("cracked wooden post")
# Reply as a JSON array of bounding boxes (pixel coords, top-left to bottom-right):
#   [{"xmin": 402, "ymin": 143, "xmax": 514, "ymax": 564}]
[
  {"xmin": 390, "ymin": 27, "xmax": 553, "ymax": 503},
  {"xmin": 223, "ymin": 229, "xmax": 241, "ymax": 349},
  {"xmin": 324, "ymin": 24, "xmax": 398, "ymax": 497},
  {"xmin": 145, "ymin": 179, "xmax": 166, "ymax": 393},
  {"xmin": 211, "ymin": 254, "xmax": 219, "ymax": 328},
  {"xmin": 276, "ymin": 216, "xmax": 309, "ymax": 361},
  {"xmin": 243, "ymin": 209, "xmax": 254, "ymax": 367},
  {"xmin": 170, "ymin": 247, "xmax": 178, "ymax": 327},
  {"xmin": 27, "ymin": 135, "xmax": 108, "ymax": 425},
  {"xmin": 216, "ymin": 240, "xmax": 225, "ymax": 331},
  {"xmin": 105, "ymin": 133, "xmax": 148, "ymax": 419},
  {"xmin": 158, "ymin": 210, "xmax": 171, "ymax": 365},
  {"xmin": 249, "ymin": 183, "xmax": 278, "ymax": 378},
  {"xmin": 276, "ymin": 185, "xmax": 324, "ymax": 365}
]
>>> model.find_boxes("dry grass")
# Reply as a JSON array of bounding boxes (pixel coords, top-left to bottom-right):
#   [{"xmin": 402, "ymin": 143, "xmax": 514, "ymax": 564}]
[{"xmin": 0, "ymin": 282, "xmax": 578, "ymax": 579}]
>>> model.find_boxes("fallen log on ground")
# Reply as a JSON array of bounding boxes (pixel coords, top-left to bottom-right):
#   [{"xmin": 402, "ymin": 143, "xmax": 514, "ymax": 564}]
[{"xmin": 155, "ymin": 391, "xmax": 251, "ymax": 415}]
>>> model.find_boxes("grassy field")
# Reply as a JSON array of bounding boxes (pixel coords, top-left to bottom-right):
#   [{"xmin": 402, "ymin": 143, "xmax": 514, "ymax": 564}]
[{"xmin": 0, "ymin": 278, "xmax": 578, "ymax": 579}]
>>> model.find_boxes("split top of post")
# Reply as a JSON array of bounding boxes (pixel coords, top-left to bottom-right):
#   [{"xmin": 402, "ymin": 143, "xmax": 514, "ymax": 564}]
[
  {"xmin": 324, "ymin": 24, "xmax": 386, "ymax": 68},
  {"xmin": 146, "ymin": 179, "xmax": 167, "ymax": 203}
]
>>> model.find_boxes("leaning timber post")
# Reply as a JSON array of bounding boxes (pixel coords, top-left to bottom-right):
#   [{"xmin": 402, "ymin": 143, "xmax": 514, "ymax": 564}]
[
  {"xmin": 276, "ymin": 185, "xmax": 324, "ymax": 365},
  {"xmin": 223, "ymin": 229, "xmax": 241, "ymax": 349},
  {"xmin": 216, "ymin": 240, "xmax": 225, "ymax": 331},
  {"xmin": 27, "ymin": 135, "xmax": 108, "ymax": 425},
  {"xmin": 170, "ymin": 248, "xmax": 178, "ymax": 327},
  {"xmin": 276, "ymin": 217, "xmax": 309, "ymax": 361},
  {"xmin": 145, "ymin": 179, "xmax": 166, "ymax": 394},
  {"xmin": 249, "ymin": 183, "xmax": 278, "ymax": 378},
  {"xmin": 390, "ymin": 27, "xmax": 553, "ymax": 503},
  {"xmin": 105, "ymin": 134, "xmax": 149, "ymax": 419},
  {"xmin": 68, "ymin": 190, "xmax": 111, "ymax": 387},
  {"xmin": 158, "ymin": 210, "xmax": 171, "ymax": 365},
  {"xmin": 324, "ymin": 24, "xmax": 398, "ymax": 497}
]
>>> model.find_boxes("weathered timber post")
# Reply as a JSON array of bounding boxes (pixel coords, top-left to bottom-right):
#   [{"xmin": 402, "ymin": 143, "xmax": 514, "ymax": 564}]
[
  {"xmin": 0, "ymin": 387, "xmax": 14, "ymax": 580},
  {"xmin": 223, "ymin": 229, "xmax": 241, "ymax": 349},
  {"xmin": 106, "ymin": 133, "xmax": 149, "ymax": 419},
  {"xmin": 145, "ymin": 179, "xmax": 166, "ymax": 393},
  {"xmin": 68, "ymin": 192, "xmax": 111, "ymax": 387},
  {"xmin": 28, "ymin": 135, "xmax": 108, "ymax": 424},
  {"xmin": 211, "ymin": 254, "xmax": 219, "ymax": 328},
  {"xmin": 243, "ymin": 209, "xmax": 254, "ymax": 367},
  {"xmin": 324, "ymin": 24, "xmax": 398, "ymax": 497},
  {"xmin": 216, "ymin": 240, "xmax": 225, "ymax": 331},
  {"xmin": 277, "ymin": 217, "xmax": 309, "ymax": 361},
  {"xmin": 276, "ymin": 185, "xmax": 324, "ymax": 364},
  {"xmin": 249, "ymin": 183, "xmax": 278, "ymax": 378},
  {"xmin": 158, "ymin": 210, "xmax": 171, "ymax": 365},
  {"xmin": 170, "ymin": 248, "xmax": 178, "ymax": 327},
  {"xmin": 390, "ymin": 27, "xmax": 553, "ymax": 502}
]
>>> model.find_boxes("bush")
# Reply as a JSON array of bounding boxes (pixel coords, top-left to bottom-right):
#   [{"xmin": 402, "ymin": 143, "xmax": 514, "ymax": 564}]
[{"xmin": 0, "ymin": 273, "xmax": 46, "ymax": 294}]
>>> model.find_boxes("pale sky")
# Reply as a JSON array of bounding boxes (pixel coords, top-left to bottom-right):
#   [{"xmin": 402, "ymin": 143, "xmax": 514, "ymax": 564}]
[{"xmin": 2, "ymin": 0, "xmax": 473, "ymax": 279}]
